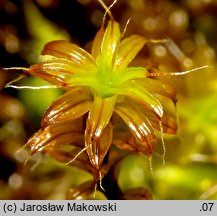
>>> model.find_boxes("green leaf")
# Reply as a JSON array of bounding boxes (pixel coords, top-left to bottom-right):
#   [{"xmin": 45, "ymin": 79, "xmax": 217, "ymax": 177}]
[
  {"xmin": 85, "ymin": 94, "xmax": 116, "ymax": 169},
  {"xmin": 100, "ymin": 21, "xmax": 121, "ymax": 67},
  {"xmin": 118, "ymin": 80, "xmax": 164, "ymax": 119},
  {"xmin": 42, "ymin": 40, "xmax": 96, "ymax": 68},
  {"xmin": 115, "ymin": 35, "xmax": 147, "ymax": 70},
  {"xmin": 114, "ymin": 102, "xmax": 156, "ymax": 155},
  {"xmin": 41, "ymin": 87, "xmax": 92, "ymax": 127}
]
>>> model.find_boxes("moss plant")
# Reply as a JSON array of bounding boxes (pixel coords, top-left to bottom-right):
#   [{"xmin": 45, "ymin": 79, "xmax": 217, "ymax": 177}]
[{"xmin": 1, "ymin": 0, "xmax": 211, "ymax": 199}]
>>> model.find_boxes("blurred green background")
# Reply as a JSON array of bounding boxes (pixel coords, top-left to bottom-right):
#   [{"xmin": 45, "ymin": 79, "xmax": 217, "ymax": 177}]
[{"xmin": 0, "ymin": 0, "xmax": 217, "ymax": 199}]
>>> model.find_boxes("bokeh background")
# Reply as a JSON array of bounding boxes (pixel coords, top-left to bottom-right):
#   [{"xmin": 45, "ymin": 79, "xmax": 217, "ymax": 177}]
[{"xmin": 0, "ymin": 0, "xmax": 217, "ymax": 199}]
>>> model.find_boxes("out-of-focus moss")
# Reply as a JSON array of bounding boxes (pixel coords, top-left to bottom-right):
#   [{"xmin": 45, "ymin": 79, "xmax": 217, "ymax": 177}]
[
  {"xmin": 18, "ymin": 77, "xmax": 62, "ymax": 118},
  {"xmin": 115, "ymin": 154, "xmax": 151, "ymax": 193},
  {"xmin": 155, "ymin": 163, "xmax": 217, "ymax": 199}
]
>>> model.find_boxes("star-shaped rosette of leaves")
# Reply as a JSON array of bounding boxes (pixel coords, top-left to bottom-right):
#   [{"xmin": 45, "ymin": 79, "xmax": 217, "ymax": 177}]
[{"xmin": 25, "ymin": 15, "xmax": 177, "ymax": 176}]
